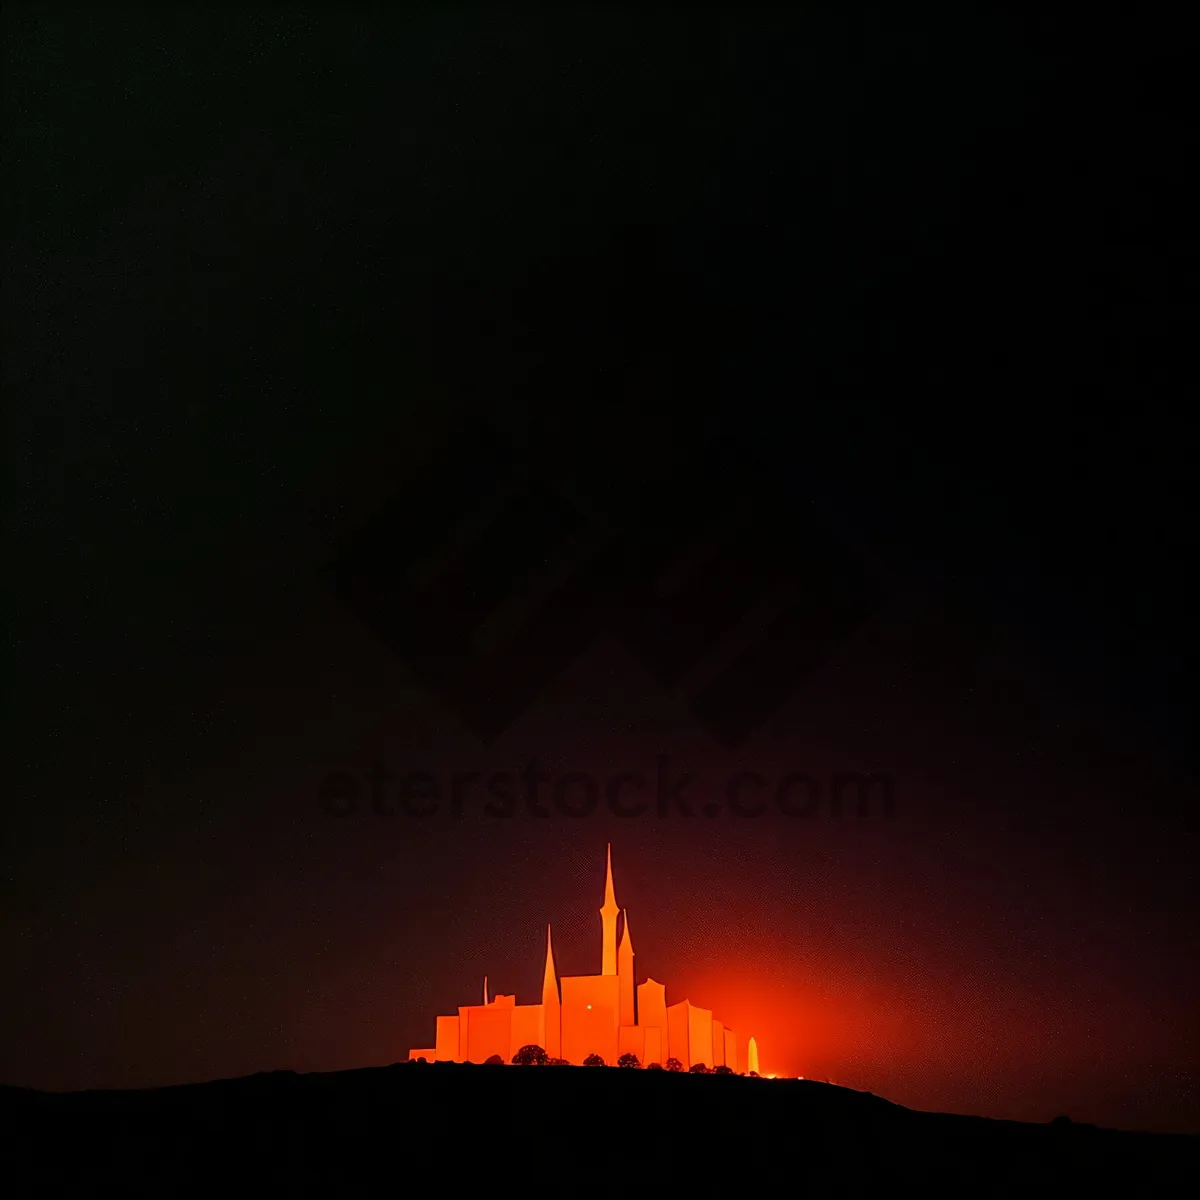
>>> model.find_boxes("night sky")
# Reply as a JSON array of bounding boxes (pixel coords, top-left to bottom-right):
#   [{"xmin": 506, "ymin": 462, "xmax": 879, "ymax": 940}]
[{"xmin": 5, "ymin": 7, "xmax": 1195, "ymax": 1132}]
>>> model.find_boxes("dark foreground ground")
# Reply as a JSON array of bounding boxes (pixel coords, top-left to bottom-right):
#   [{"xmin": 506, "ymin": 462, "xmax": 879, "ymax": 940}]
[{"xmin": 4, "ymin": 1064, "xmax": 1197, "ymax": 1195}]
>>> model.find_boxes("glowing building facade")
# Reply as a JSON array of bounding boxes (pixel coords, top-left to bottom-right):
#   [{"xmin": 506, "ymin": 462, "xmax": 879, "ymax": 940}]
[{"xmin": 408, "ymin": 846, "xmax": 754, "ymax": 1070}]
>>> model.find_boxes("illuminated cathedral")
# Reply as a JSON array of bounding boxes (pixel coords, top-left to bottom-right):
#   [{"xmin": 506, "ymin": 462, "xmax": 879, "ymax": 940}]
[{"xmin": 408, "ymin": 846, "xmax": 760, "ymax": 1072}]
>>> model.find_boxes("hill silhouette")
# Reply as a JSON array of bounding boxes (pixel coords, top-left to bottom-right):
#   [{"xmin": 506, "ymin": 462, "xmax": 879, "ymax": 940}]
[{"xmin": 4, "ymin": 1065, "xmax": 1196, "ymax": 1193}]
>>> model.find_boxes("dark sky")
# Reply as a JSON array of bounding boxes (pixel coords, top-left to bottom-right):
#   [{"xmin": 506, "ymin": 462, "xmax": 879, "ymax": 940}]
[{"xmin": 4, "ymin": 7, "xmax": 1195, "ymax": 1132}]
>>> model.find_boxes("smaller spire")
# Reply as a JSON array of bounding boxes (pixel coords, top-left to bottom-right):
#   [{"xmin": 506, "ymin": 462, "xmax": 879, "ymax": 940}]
[
  {"xmin": 483, "ymin": 975, "xmax": 489, "ymax": 1006},
  {"xmin": 619, "ymin": 909, "xmax": 634, "ymax": 956},
  {"xmin": 542, "ymin": 925, "xmax": 559, "ymax": 1003}
]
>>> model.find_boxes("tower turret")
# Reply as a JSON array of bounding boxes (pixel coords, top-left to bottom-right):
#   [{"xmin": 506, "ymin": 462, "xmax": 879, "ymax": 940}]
[{"xmin": 618, "ymin": 909, "xmax": 635, "ymax": 1026}]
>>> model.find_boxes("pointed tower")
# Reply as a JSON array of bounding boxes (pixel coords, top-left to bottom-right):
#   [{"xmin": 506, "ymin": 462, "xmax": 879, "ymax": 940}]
[
  {"xmin": 748, "ymin": 1037, "xmax": 759, "ymax": 1075},
  {"xmin": 542, "ymin": 924, "xmax": 561, "ymax": 1059},
  {"xmin": 618, "ymin": 909, "xmax": 635, "ymax": 1026},
  {"xmin": 600, "ymin": 844, "xmax": 620, "ymax": 976}
]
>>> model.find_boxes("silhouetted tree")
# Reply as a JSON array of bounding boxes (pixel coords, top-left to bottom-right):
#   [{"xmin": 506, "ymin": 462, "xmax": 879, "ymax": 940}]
[
  {"xmin": 646, "ymin": 1062, "xmax": 663, "ymax": 1070},
  {"xmin": 747, "ymin": 1071, "xmax": 760, "ymax": 1078},
  {"xmin": 617, "ymin": 1053, "xmax": 641, "ymax": 1068},
  {"xmin": 512, "ymin": 1044, "xmax": 549, "ymax": 1066},
  {"xmin": 689, "ymin": 1063, "xmax": 710, "ymax": 1074},
  {"xmin": 484, "ymin": 1054, "xmax": 505, "ymax": 1066},
  {"xmin": 714, "ymin": 1065, "xmax": 734, "ymax": 1074},
  {"xmin": 547, "ymin": 1057, "xmax": 569, "ymax": 1066},
  {"xmin": 583, "ymin": 1053, "xmax": 605, "ymax": 1067},
  {"xmin": 665, "ymin": 1057, "xmax": 684, "ymax": 1072}
]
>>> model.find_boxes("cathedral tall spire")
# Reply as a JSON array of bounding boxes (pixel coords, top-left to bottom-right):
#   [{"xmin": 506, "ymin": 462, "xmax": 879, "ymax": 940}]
[{"xmin": 600, "ymin": 844, "xmax": 620, "ymax": 975}]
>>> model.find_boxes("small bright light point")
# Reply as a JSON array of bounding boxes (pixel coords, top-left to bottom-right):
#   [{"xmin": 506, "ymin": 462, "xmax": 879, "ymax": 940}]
[{"xmin": 586, "ymin": 1004, "xmax": 591, "ymax": 1010}]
